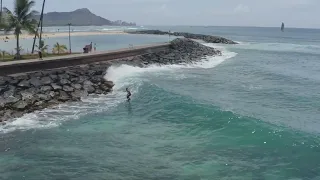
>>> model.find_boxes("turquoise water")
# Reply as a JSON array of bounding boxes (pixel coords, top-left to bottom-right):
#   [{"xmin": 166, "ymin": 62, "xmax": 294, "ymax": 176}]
[{"xmin": 1, "ymin": 26, "xmax": 320, "ymax": 180}]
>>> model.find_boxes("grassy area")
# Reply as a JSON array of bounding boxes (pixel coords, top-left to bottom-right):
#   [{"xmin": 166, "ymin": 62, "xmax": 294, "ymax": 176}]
[{"xmin": 0, "ymin": 52, "xmax": 81, "ymax": 62}]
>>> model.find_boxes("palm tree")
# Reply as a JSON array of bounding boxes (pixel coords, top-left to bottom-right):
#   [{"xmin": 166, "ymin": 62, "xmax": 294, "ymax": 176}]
[
  {"xmin": 35, "ymin": 40, "xmax": 48, "ymax": 54},
  {"xmin": 3, "ymin": 0, "xmax": 38, "ymax": 59},
  {"xmin": 52, "ymin": 42, "xmax": 67, "ymax": 54}
]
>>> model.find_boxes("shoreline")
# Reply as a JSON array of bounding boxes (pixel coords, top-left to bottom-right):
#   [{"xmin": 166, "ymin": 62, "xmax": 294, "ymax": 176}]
[{"xmin": 0, "ymin": 31, "xmax": 128, "ymax": 40}]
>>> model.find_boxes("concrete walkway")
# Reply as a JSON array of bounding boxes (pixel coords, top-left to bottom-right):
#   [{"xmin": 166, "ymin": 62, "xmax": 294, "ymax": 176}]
[{"xmin": 0, "ymin": 42, "xmax": 170, "ymax": 76}]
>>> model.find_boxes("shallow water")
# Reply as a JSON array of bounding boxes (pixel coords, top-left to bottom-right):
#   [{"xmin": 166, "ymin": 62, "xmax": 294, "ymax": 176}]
[{"xmin": 1, "ymin": 26, "xmax": 320, "ymax": 180}]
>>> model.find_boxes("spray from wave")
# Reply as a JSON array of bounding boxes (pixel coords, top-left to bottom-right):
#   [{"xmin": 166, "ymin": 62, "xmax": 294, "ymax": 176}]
[{"xmin": 0, "ymin": 43, "xmax": 237, "ymax": 134}]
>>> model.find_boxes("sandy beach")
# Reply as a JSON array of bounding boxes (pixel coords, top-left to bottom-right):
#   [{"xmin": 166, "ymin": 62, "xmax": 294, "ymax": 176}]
[{"xmin": 0, "ymin": 30, "xmax": 127, "ymax": 40}]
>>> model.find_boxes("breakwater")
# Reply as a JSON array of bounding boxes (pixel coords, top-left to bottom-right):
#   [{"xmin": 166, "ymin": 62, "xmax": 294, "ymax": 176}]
[{"xmin": 128, "ymin": 30, "xmax": 238, "ymax": 44}]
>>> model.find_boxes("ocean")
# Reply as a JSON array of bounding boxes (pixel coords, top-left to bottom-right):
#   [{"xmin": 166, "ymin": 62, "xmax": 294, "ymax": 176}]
[{"xmin": 1, "ymin": 26, "xmax": 320, "ymax": 180}]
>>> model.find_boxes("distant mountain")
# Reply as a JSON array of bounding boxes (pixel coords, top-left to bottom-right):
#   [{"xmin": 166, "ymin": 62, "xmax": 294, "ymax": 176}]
[{"xmin": 34, "ymin": 8, "xmax": 136, "ymax": 26}]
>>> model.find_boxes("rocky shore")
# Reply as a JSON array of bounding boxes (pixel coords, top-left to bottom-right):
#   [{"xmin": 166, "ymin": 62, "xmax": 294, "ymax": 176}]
[
  {"xmin": 0, "ymin": 62, "xmax": 114, "ymax": 123},
  {"xmin": 128, "ymin": 30, "xmax": 238, "ymax": 44},
  {"xmin": 118, "ymin": 38, "xmax": 222, "ymax": 67},
  {"xmin": 0, "ymin": 38, "xmax": 223, "ymax": 123}
]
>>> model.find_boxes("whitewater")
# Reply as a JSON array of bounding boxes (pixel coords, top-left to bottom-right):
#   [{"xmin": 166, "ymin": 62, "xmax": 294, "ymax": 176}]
[{"xmin": 0, "ymin": 43, "xmax": 237, "ymax": 134}]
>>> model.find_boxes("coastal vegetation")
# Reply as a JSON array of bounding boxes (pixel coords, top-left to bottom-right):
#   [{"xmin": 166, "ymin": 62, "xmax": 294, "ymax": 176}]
[
  {"xmin": 52, "ymin": 42, "xmax": 68, "ymax": 54},
  {"xmin": 2, "ymin": 0, "xmax": 38, "ymax": 60}
]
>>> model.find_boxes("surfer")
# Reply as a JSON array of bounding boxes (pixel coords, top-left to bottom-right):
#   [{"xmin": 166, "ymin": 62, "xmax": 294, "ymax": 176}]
[{"xmin": 126, "ymin": 88, "xmax": 131, "ymax": 101}]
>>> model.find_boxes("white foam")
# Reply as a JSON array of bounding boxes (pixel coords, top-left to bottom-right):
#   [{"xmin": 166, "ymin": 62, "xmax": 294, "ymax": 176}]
[{"xmin": 0, "ymin": 43, "xmax": 237, "ymax": 134}]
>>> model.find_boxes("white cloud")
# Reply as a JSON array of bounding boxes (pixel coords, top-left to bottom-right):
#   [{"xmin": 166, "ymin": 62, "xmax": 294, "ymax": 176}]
[{"xmin": 233, "ymin": 4, "xmax": 250, "ymax": 13}]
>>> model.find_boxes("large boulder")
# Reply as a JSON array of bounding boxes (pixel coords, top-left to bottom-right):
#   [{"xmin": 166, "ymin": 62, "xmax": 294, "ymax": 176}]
[
  {"xmin": 84, "ymin": 85, "xmax": 95, "ymax": 94},
  {"xmin": 49, "ymin": 74, "xmax": 58, "ymax": 81},
  {"xmin": 29, "ymin": 77, "xmax": 41, "ymax": 87},
  {"xmin": 18, "ymin": 80, "xmax": 30, "ymax": 88},
  {"xmin": 13, "ymin": 101, "xmax": 29, "ymax": 110},
  {"xmin": 71, "ymin": 84, "xmax": 82, "ymax": 90},
  {"xmin": 20, "ymin": 88, "xmax": 37, "ymax": 104},
  {"xmin": 37, "ymin": 94, "xmax": 52, "ymax": 101},
  {"xmin": 3, "ymin": 86, "xmax": 16, "ymax": 98},
  {"xmin": 58, "ymin": 74, "xmax": 70, "ymax": 80},
  {"xmin": 40, "ymin": 77, "xmax": 52, "ymax": 85},
  {"xmin": 58, "ymin": 91, "xmax": 71, "ymax": 101},
  {"xmin": 71, "ymin": 90, "xmax": 88, "ymax": 100},
  {"xmin": 41, "ymin": 86, "xmax": 53, "ymax": 92},
  {"xmin": 103, "ymin": 81, "xmax": 115, "ymax": 88},
  {"xmin": 60, "ymin": 79, "xmax": 71, "ymax": 85},
  {"xmin": 63, "ymin": 85, "xmax": 74, "ymax": 92},
  {"xmin": 51, "ymin": 83, "xmax": 62, "ymax": 90}
]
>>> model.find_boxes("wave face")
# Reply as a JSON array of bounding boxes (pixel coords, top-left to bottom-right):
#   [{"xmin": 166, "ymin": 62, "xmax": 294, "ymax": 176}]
[{"xmin": 1, "ymin": 27, "xmax": 320, "ymax": 180}]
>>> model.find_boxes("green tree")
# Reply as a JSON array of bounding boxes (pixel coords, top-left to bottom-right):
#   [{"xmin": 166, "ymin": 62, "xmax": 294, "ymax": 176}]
[
  {"xmin": 52, "ymin": 42, "xmax": 67, "ymax": 54},
  {"xmin": 35, "ymin": 40, "xmax": 48, "ymax": 54},
  {"xmin": 3, "ymin": 0, "xmax": 38, "ymax": 59}
]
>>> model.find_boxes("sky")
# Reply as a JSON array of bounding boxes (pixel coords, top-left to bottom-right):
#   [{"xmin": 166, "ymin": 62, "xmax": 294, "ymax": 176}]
[{"xmin": 2, "ymin": 0, "xmax": 320, "ymax": 28}]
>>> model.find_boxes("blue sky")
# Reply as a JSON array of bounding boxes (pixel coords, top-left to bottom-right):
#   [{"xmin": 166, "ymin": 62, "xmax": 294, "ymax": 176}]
[{"xmin": 2, "ymin": 0, "xmax": 319, "ymax": 28}]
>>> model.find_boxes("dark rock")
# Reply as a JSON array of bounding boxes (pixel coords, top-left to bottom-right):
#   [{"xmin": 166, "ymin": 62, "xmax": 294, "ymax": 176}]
[
  {"xmin": 2, "ymin": 110, "xmax": 13, "ymax": 120},
  {"xmin": 60, "ymin": 79, "xmax": 71, "ymax": 85},
  {"xmin": 51, "ymin": 83, "xmax": 62, "ymax": 90},
  {"xmin": 66, "ymin": 71, "xmax": 78, "ymax": 77},
  {"xmin": 34, "ymin": 101, "xmax": 45, "ymax": 107},
  {"xmin": 83, "ymin": 80, "xmax": 93, "ymax": 86},
  {"xmin": 49, "ymin": 91, "xmax": 56, "ymax": 98},
  {"xmin": 0, "ymin": 77, "xmax": 7, "ymax": 86},
  {"xmin": 13, "ymin": 101, "xmax": 29, "ymax": 110},
  {"xmin": 49, "ymin": 74, "xmax": 58, "ymax": 81},
  {"xmin": 29, "ymin": 77, "xmax": 41, "ymax": 87},
  {"xmin": 11, "ymin": 73, "xmax": 29, "ymax": 81},
  {"xmin": 58, "ymin": 91, "xmax": 71, "ymax": 101},
  {"xmin": 63, "ymin": 85, "xmax": 74, "ymax": 92},
  {"xmin": 77, "ymin": 76, "xmax": 88, "ymax": 84},
  {"xmin": 37, "ymin": 94, "xmax": 51, "ymax": 101},
  {"xmin": 0, "ymin": 98, "xmax": 5, "ymax": 108},
  {"xmin": 3, "ymin": 86, "xmax": 16, "ymax": 98},
  {"xmin": 87, "ymin": 70, "xmax": 97, "ymax": 76},
  {"xmin": 20, "ymin": 88, "xmax": 37, "ymax": 103},
  {"xmin": 58, "ymin": 74, "xmax": 70, "ymax": 80},
  {"xmin": 40, "ymin": 77, "xmax": 52, "ymax": 85},
  {"xmin": 29, "ymin": 71, "xmax": 43, "ymax": 77},
  {"xmin": 5, "ymin": 96, "xmax": 20, "ymax": 104},
  {"xmin": 71, "ymin": 90, "xmax": 88, "ymax": 100},
  {"xmin": 0, "ymin": 85, "xmax": 7, "ymax": 94},
  {"xmin": 41, "ymin": 86, "xmax": 53, "ymax": 92},
  {"xmin": 100, "ymin": 84, "xmax": 112, "ymax": 92},
  {"xmin": 84, "ymin": 85, "xmax": 95, "ymax": 94},
  {"xmin": 18, "ymin": 80, "xmax": 30, "ymax": 88},
  {"xmin": 95, "ymin": 89, "xmax": 103, "ymax": 94},
  {"xmin": 9, "ymin": 78, "xmax": 20, "ymax": 85},
  {"xmin": 71, "ymin": 84, "xmax": 82, "ymax": 90},
  {"xmin": 90, "ymin": 76, "xmax": 103, "ymax": 84},
  {"xmin": 103, "ymin": 81, "xmax": 115, "ymax": 88},
  {"xmin": 70, "ymin": 78, "xmax": 78, "ymax": 82}
]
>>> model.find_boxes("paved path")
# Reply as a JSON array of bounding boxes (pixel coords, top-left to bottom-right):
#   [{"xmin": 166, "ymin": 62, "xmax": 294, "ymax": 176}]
[
  {"xmin": 0, "ymin": 42, "xmax": 169, "ymax": 66},
  {"xmin": 0, "ymin": 42, "xmax": 170, "ymax": 76}
]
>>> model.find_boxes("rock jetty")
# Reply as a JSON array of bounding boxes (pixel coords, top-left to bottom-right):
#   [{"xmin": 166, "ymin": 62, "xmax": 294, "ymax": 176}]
[
  {"xmin": 120, "ymin": 38, "xmax": 222, "ymax": 67},
  {"xmin": 128, "ymin": 30, "xmax": 238, "ymax": 44},
  {"xmin": 0, "ymin": 62, "xmax": 114, "ymax": 123},
  {"xmin": 0, "ymin": 38, "xmax": 223, "ymax": 123}
]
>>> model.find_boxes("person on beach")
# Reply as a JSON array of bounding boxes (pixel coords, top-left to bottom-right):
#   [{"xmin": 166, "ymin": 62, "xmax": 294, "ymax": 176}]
[
  {"xmin": 126, "ymin": 88, "xmax": 131, "ymax": 101},
  {"xmin": 38, "ymin": 51, "xmax": 43, "ymax": 60}
]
